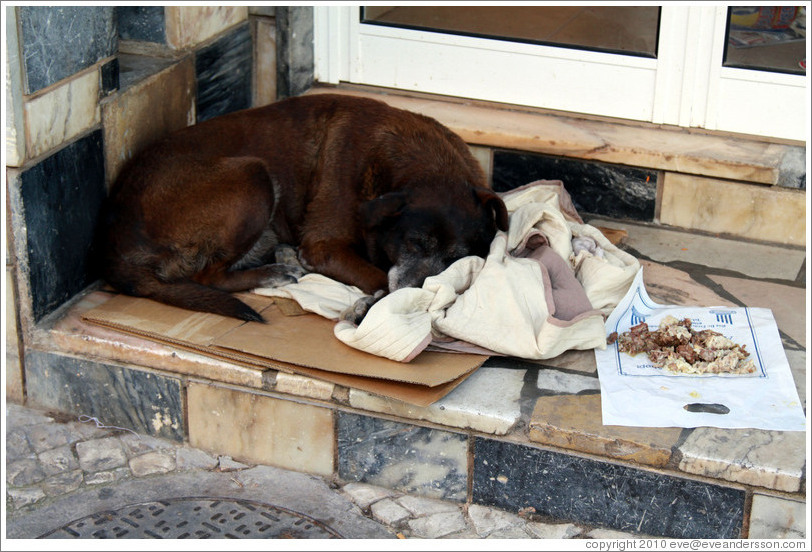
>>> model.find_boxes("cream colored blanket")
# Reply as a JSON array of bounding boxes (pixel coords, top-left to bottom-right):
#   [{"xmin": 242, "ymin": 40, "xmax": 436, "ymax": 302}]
[{"xmin": 255, "ymin": 181, "xmax": 640, "ymax": 362}]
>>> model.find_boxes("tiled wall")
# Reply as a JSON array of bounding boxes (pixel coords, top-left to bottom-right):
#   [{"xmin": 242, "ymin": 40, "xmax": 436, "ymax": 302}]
[{"xmin": 4, "ymin": 6, "xmax": 279, "ymax": 401}]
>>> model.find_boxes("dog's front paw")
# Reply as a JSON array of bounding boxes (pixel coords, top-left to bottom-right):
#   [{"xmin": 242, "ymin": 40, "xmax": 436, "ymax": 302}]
[
  {"xmin": 340, "ymin": 290, "xmax": 386, "ymax": 325},
  {"xmin": 258, "ymin": 263, "xmax": 305, "ymax": 288}
]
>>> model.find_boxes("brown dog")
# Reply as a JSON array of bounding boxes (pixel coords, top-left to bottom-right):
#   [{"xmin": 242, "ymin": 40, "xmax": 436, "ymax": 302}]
[{"xmin": 100, "ymin": 93, "xmax": 508, "ymax": 322}]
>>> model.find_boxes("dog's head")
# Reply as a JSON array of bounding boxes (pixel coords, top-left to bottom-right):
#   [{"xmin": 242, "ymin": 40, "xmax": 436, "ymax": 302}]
[{"xmin": 361, "ymin": 187, "xmax": 509, "ymax": 291}]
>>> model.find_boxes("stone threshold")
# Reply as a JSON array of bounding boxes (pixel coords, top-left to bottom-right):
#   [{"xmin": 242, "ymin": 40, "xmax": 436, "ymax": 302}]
[
  {"xmin": 304, "ymin": 85, "xmax": 805, "ymax": 188},
  {"xmin": 22, "ymin": 282, "xmax": 805, "ymax": 539}
]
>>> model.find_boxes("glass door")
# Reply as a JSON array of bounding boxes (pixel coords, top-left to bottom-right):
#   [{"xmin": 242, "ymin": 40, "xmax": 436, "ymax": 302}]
[{"xmin": 314, "ymin": 5, "xmax": 807, "ymax": 140}]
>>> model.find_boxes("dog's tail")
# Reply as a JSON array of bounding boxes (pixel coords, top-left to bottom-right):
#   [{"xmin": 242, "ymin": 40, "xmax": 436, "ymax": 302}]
[{"xmin": 106, "ymin": 266, "xmax": 264, "ymax": 323}]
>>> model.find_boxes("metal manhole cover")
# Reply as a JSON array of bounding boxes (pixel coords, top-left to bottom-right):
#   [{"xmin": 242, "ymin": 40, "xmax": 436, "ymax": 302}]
[{"xmin": 38, "ymin": 497, "xmax": 344, "ymax": 539}]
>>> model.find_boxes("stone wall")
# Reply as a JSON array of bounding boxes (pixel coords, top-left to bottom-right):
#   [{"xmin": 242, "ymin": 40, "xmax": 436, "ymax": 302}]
[{"xmin": 4, "ymin": 6, "xmax": 298, "ymax": 402}]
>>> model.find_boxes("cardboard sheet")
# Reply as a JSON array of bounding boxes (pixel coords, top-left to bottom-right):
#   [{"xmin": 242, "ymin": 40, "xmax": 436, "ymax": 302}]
[{"xmin": 82, "ymin": 293, "xmax": 487, "ymax": 406}]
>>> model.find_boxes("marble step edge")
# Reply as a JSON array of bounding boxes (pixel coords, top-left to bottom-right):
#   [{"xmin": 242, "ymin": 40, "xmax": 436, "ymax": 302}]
[
  {"xmin": 304, "ymin": 85, "xmax": 805, "ymax": 188},
  {"xmin": 28, "ymin": 305, "xmax": 805, "ymax": 499}
]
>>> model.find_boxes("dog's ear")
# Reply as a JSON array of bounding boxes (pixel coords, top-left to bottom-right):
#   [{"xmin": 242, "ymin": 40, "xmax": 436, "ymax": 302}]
[
  {"xmin": 473, "ymin": 187, "xmax": 509, "ymax": 231},
  {"xmin": 360, "ymin": 192, "xmax": 409, "ymax": 229}
]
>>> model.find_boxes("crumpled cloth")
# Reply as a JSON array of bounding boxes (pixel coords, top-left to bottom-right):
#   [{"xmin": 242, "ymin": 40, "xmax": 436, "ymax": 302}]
[{"xmin": 255, "ymin": 180, "xmax": 640, "ymax": 362}]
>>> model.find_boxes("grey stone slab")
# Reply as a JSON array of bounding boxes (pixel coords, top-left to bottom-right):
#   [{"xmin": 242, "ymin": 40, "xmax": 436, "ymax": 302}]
[
  {"xmin": 41, "ymin": 469, "xmax": 84, "ymax": 497},
  {"xmin": 26, "ymin": 424, "xmax": 70, "ymax": 453},
  {"xmin": 473, "ymin": 437, "xmax": 745, "ymax": 539},
  {"xmin": 25, "ymin": 351, "xmax": 184, "ymax": 442},
  {"xmin": 175, "ymin": 448, "xmax": 219, "ymax": 471},
  {"xmin": 589, "ymin": 218, "xmax": 806, "ymax": 281},
  {"xmin": 38, "ymin": 446, "xmax": 79, "ymax": 476},
  {"xmin": 75, "ymin": 437, "xmax": 127, "ymax": 472},
  {"xmin": 84, "ymin": 468, "xmax": 130, "ymax": 486},
  {"xmin": 536, "ymin": 368, "xmax": 600, "ymax": 394},
  {"xmin": 342, "ymin": 482, "xmax": 398, "ymax": 509},
  {"xmin": 337, "ymin": 412, "xmax": 468, "ymax": 501},
  {"xmin": 397, "ymin": 495, "xmax": 460, "ymax": 517},
  {"xmin": 467, "ymin": 504, "xmax": 526, "ymax": 537},
  {"xmin": 407, "ymin": 510, "xmax": 468, "ymax": 538},
  {"xmin": 195, "ymin": 23, "xmax": 252, "ymax": 121},
  {"xmin": 7, "ymin": 487, "xmax": 47, "ymax": 509},
  {"xmin": 6, "ymin": 404, "xmax": 54, "ymax": 427},
  {"xmin": 18, "ymin": 6, "xmax": 117, "ymax": 93},
  {"xmin": 129, "ymin": 451, "xmax": 176, "ymax": 477},
  {"xmin": 12, "ymin": 130, "xmax": 106, "ymax": 322},
  {"xmin": 7, "ymin": 458, "xmax": 47, "ymax": 487},
  {"xmin": 6, "ymin": 429, "xmax": 33, "ymax": 461},
  {"xmin": 370, "ymin": 499, "xmax": 411, "ymax": 527},
  {"xmin": 116, "ymin": 6, "xmax": 165, "ymax": 43},
  {"xmin": 748, "ymin": 495, "xmax": 806, "ymax": 539}
]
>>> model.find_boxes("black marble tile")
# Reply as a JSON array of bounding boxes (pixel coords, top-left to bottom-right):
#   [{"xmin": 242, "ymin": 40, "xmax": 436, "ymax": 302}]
[
  {"xmin": 195, "ymin": 23, "xmax": 253, "ymax": 122},
  {"xmin": 337, "ymin": 412, "xmax": 468, "ymax": 500},
  {"xmin": 116, "ymin": 6, "xmax": 165, "ymax": 43},
  {"xmin": 493, "ymin": 150, "xmax": 658, "ymax": 221},
  {"xmin": 472, "ymin": 438, "xmax": 745, "ymax": 539},
  {"xmin": 26, "ymin": 351, "xmax": 184, "ymax": 442},
  {"xmin": 100, "ymin": 57, "xmax": 120, "ymax": 97},
  {"xmin": 18, "ymin": 6, "xmax": 117, "ymax": 94},
  {"xmin": 17, "ymin": 131, "xmax": 106, "ymax": 323}
]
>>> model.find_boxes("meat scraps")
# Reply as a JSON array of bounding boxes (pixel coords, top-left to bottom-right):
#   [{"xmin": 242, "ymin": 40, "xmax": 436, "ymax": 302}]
[{"xmin": 607, "ymin": 315, "xmax": 756, "ymax": 375}]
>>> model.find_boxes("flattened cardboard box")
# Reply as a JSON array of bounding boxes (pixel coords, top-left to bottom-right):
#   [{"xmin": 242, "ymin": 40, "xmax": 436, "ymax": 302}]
[{"xmin": 82, "ymin": 293, "xmax": 487, "ymax": 406}]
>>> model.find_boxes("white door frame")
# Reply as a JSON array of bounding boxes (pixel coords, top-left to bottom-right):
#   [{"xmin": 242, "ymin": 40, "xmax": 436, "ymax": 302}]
[{"xmin": 314, "ymin": 5, "xmax": 808, "ymax": 140}]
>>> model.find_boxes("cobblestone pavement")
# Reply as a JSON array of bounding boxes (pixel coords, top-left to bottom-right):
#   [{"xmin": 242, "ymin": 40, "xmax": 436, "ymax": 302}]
[{"xmin": 4, "ymin": 403, "xmax": 636, "ymax": 541}]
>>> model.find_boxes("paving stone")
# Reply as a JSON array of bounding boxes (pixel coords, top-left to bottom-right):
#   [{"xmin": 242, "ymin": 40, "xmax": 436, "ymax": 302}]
[
  {"xmin": 370, "ymin": 498, "xmax": 411, "ymax": 527},
  {"xmin": 119, "ymin": 432, "xmax": 176, "ymax": 456},
  {"xmin": 785, "ymin": 349, "xmax": 807, "ymax": 408},
  {"xmin": 586, "ymin": 528, "xmax": 645, "ymax": 539},
  {"xmin": 5, "ymin": 404, "xmax": 54, "ymax": 427},
  {"xmin": 84, "ymin": 468, "xmax": 131, "ymax": 486},
  {"xmin": 526, "ymin": 521, "xmax": 582, "ymax": 539},
  {"xmin": 37, "ymin": 445, "xmax": 79, "ymax": 476},
  {"xmin": 7, "ymin": 458, "xmax": 47, "ymax": 487},
  {"xmin": 7, "ymin": 487, "xmax": 46, "ymax": 509},
  {"xmin": 529, "ymin": 394, "xmax": 681, "ymax": 468},
  {"xmin": 748, "ymin": 495, "xmax": 806, "ymax": 539},
  {"xmin": 342, "ymin": 482, "xmax": 398, "ymax": 509},
  {"xmin": 486, "ymin": 525, "xmax": 533, "ymax": 538},
  {"xmin": 217, "ymin": 456, "xmax": 251, "ymax": 471},
  {"xmin": 41, "ymin": 469, "xmax": 83, "ymax": 497},
  {"xmin": 397, "ymin": 495, "xmax": 460, "ymax": 517},
  {"xmin": 468, "ymin": 504, "xmax": 526, "ymax": 537},
  {"xmin": 129, "ymin": 451, "xmax": 176, "ymax": 477},
  {"xmin": 6, "ymin": 429, "xmax": 33, "ymax": 461},
  {"xmin": 407, "ymin": 510, "xmax": 468, "ymax": 539},
  {"xmin": 64, "ymin": 420, "xmax": 113, "ymax": 444},
  {"xmin": 75, "ymin": 437, "xmax": 127, "ymax": 472},
  {"xmin": 26, "ymin": 424, "xmax": 70, "ymax": 453},
  {"xmin": 175, "ymin": 447, "xmax": 219, "ymax": 471}
]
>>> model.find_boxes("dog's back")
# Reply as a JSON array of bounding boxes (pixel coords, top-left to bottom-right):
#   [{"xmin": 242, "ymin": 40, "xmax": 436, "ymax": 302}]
[{"xmin": 100, "ymin": 94, "xmax": 505, "ymax": 321}]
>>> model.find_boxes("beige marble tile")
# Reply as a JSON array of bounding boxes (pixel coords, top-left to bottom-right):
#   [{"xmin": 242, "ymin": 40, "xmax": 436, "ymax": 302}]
[
  {"xmin": 25, "ymin": 69, "xmax": 100, "ymax": 159},
  {"xmin": 305, "ymin": 88, "xmax": 788, "ymax": 185},
  {"xmin": 253, "ymin": 17, "xmax": 276, "ymax": 107},
  {"xmin": 748, "ymin": 494, "xmax": 806, "ymax": 539},
  {"xmin": 102, "ymin": 57, "xmax": 195, "ymax": 184},
  {"xmin": 708, "ymin": 275, "xmax": 806, "ymax": 346},
  {"xmin": 349, "ymin": 366, "xmax": 525, "ymax": 435},
  {"xmin": 5, "ymin": 28, "xmax": 26, "ymax": 167},
  {"xmin": 529, "ymin": 394, "xmax": 681, "ymax": 467},
  {"xmin": 678, "ymin": 428, "xmax": 805, "ymax": 492},
  {"xmin": 660, "ymin": 173, "xmax": 806, "ymax": 247},
  {"xmin": 468, "ymin": 145, "xmax": 492, "ymax": 181},
  {"xmin": 165, "ymin": 6, "xmax": 248, "ymax": 50},
  {"xmin": 275, "ymin": 372, "xmax": 334, "ymax": 401},
  {"xmin": 39, "ymin": 290, "xmax": 267, "ymax": 389},
  {"xmin": 188, "ymin": 383, "xmax": 333, "ymax": 476}
]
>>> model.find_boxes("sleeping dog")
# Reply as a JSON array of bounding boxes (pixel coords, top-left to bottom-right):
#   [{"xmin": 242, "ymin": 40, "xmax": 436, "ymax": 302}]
[{"xmin": 99, "ymin": 93, "xmax": 509, "ymax": 322}]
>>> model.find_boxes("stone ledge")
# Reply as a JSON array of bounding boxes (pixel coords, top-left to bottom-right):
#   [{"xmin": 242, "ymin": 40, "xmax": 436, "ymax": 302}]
[{"xmin": 304, "ymin": 85, "xmax": 805, "ymax": 188}]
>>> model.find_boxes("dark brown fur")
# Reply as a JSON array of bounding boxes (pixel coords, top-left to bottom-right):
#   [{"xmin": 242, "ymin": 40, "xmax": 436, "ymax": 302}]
[{"xmin": 100, "ymin": 94, "xmax": 508, "ymax": 321}]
